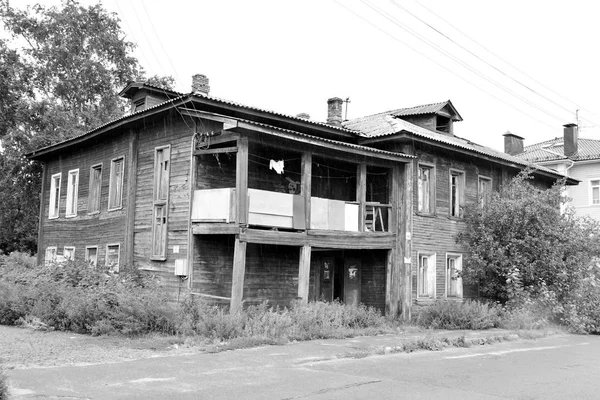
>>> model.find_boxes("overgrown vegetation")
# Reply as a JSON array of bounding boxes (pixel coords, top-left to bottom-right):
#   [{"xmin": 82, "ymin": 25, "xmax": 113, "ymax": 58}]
[
  {"xmin": 458, "ymin": 170, "xmax": 600, "ymax": 333},
  {"xmin": 0, "ymin": 368, "xmax": 7, "ymax": 400}
]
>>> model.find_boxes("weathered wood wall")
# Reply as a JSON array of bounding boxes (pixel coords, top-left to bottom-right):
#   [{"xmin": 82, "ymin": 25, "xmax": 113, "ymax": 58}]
[{"xmin": 39, "ymin": 130, "xmax": 130, "ymax": 266}]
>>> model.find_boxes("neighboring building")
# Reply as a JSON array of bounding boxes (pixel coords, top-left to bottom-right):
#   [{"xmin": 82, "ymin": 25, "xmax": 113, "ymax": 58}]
[
  {"xmin": 511, "ymin": 124, "xmax": 600, "ymax": 221},
  {"xmin": 27, "ymin": 76, "xmax": 574, "ymax": 319}
]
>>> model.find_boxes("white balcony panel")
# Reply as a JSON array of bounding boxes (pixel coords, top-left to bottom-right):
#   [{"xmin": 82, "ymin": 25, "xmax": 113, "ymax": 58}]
[
  {"xmin": 248, "ymin": 188, "xmax": 295, "ymax": 228},
  {"xmin": 192, "ymin": 188, "xmax": 234, "ymax": 222},
  {"xmin": 344, "ymin": 203, "xmax": 360, "ymax": 231}
]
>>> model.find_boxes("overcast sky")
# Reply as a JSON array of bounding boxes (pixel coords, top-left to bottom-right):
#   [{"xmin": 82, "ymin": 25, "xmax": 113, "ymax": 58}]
[{"xmin": 12, "ymin": 0, "xmax": 600, "ymax": 151}]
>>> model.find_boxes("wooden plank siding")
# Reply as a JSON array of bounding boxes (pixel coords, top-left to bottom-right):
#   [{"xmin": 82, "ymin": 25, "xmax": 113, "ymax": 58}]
[{"xmin": 39, "ymin": 130, "xmax": 130, "ymax": 266}]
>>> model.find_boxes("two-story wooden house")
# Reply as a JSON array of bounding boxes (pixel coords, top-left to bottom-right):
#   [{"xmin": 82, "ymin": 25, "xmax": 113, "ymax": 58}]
[{"xmin": 28, "ymin": 75, "xmax": 574, "ymax": 318}]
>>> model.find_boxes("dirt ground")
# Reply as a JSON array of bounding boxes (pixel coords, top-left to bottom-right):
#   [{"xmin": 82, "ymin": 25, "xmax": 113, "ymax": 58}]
[{"xmin": 0, "ymin": 325, "xmax": 206, "ymax": 370}]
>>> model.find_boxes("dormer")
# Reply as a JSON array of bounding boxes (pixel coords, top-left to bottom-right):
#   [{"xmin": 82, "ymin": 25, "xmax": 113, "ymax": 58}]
[
  {"xmin": 392, "ymin": 100, "xmax": 462, "ymax": 135},
  {"xmin": 119, "ymin": 81, "xmax": 182, "ymax": 113}
]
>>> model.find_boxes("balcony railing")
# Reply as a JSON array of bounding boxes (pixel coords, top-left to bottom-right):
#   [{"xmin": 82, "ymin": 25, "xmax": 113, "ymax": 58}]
[{"xmin": 192, "ymin": 188, "xmax": 391, "ymax": 232}]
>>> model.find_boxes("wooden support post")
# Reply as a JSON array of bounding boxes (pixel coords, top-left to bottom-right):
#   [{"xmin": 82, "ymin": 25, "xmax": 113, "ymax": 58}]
[
  {"xmin": 230, "ymin": 238, "xmax": 247, "ymax": 314},
  {"xmin": 399, "ymin": 144, "xmax": 414, "ymax": 321},
  {"xmin": 236, "ymin": 137, "xmax": 249, "ymax": 225},
  {"xmin": 36, "ymin": 162, "xmax": 48, "ymax": 266},
  {"xmin": 301, "ymin": 153, "xmax": 312, "ymax": 229},
  {"xmin": 386, "ymin": 164, "xmax": 402, "ymax": 316},
  {"xmin": 357, "ymin": 164, "xmax": 367, "ymax": 232},
  {"xmin": 298, "ymin": 245, "xmax": 311, "ymax": 303},
  {"xmin": 186, "ymin": 130, "xmax": 199, "ymax": 289},
  {"xmin": 124, "ymin": 128, "xmax": 138, "ymax": 267}
]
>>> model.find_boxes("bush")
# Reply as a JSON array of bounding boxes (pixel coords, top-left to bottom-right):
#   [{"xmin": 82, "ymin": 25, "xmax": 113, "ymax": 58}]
[{"xmin": 413, "ymin": 300, "xmax": 502, "ymax": 330}]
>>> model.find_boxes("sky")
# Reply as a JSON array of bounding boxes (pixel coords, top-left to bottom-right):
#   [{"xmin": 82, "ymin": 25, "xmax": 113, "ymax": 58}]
[{"xmin": 8, "ymin": 0, "xmax": 600, "ymax": 151}]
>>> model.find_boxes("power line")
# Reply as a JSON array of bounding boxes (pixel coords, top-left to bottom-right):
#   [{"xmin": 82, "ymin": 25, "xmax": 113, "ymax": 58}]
[
  {"xmin": 332, "ymin": 0, "xmax": 556, "ymax": 129},
  {"xmin": 361, "ymin": 0, "xmax": 566, "ymax": 126},
  {"xmin": 411, "ymin": 0, "xmax": 598, "ymax": 126}
]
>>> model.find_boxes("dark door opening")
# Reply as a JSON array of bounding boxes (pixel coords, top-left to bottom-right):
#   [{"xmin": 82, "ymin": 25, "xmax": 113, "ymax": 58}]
[{"xmin": 317, "ymin": 253, "xmax": 361, "ymax": 306}]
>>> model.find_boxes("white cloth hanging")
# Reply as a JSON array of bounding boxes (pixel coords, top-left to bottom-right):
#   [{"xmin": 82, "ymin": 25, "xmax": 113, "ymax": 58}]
[{"xmin": 269, "ymin": 159, "xmax": 284, "ymax": 174}]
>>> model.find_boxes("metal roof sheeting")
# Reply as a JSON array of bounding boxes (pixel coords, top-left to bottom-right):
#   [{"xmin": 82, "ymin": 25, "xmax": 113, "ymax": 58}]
[{"xmin": 517, "ymin": 138, "xmax": 600, "ymax": 162}]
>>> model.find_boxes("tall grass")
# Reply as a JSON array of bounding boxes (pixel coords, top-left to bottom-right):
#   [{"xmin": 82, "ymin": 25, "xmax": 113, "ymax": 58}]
[{"xmin": 0, "ymin": 368, "xmax": 8, "ymax": 400}]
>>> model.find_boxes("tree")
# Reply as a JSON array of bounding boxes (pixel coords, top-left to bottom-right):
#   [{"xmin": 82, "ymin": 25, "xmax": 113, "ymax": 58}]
[
  {"xmin": 457, "ymin": 170, "xmax": 600, "ymax": 306},
  {"xmin": 145, "ymin": 75, "xmax": 176, "ymax": 91},
  {"xmin": 0, "ymin": 0, "xmax": 144, "ymax": 254}
]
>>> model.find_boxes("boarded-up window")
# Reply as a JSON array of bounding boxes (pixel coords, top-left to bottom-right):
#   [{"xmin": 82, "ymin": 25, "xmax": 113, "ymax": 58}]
[
  {"xmin": 418, "ymin": 253, "xmax": 436, "ymax": 298},
  {"xmin": 66, "ymin": 169, "xmax": 79, "ymax": 217},
  {"xmin": 106, "ymin": 244, "xmax": 120, "ymax": 272},
  {"xmin": 108, "ymin": 157, "xmax": 124, "ymax": 210},
  {"xmin": 478, "ymin": 176, "xmax": 492, "ymax": 207},
  {"xmin": 49, "ymin": 173, "xmax": 61, "ymax": 219},
  {"xmin": 85, "ymin": 246, "xmax": 98, "ymax": 268},
  {"xmin": 88, "ymin": 164, "xmax": 102, "ymax": 213},
  {"xmin": 152, "ymin": 146, "xmax": 170, "ymax": 259},
  {"xmin": 418, "ymin": 165, "xmax": 434, "ymax": 214},
  {"xmin": 446, "ymin": 254, "xmax": 463, "ymax": 298}
]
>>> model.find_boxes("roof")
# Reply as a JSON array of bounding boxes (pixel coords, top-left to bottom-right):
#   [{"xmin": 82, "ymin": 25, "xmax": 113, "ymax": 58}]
[
  {"xmin": 390, "ymin": 100, "xmax": 463, "ymax": 121},
  {"xmin": 343, "ymin": 112, "xmax": 576, "ymax": 183},
  {"xmin": 118, "ymin": 81, "xmax": 183, "ymax": 99},
  {"xmin": 516, "ymin": 137, "xmax": 600, "ymax": 163}
]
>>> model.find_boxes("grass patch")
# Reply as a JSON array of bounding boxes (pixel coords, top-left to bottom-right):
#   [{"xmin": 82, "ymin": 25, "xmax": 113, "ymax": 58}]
[
  {"xmin": 0, "ymin": 367, "xmax": 8, "ymax": 400},
  {"xmin": 413, "ymin": 300, "xmax": 502, "ymax": 330}
]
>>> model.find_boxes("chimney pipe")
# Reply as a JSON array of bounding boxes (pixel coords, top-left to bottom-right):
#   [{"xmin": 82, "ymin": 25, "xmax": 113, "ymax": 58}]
[
  {"xmin": 503, "ymin": 131, "xmax": 524, "ymax": 156},
  {"xmin": 327, "ymin": 97, "xmax": 343, "ymax": 126},
  {"xmin": 563, "ymin": 123, "xmax": 578, "ymax": 157},
  {"xmin": 192, "ymin": 74, "xmax": 210, "ymax": 95}
]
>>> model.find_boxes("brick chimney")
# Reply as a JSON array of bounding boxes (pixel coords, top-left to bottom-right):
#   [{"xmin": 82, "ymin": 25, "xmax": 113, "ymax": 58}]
[
  {"xmin": 563, "ymin": 123, "xmax": 578, "ymax": 157},
  {"xmin": 296, "ymin": 113, "xmax": 310, "ymax": 120},
  {"xmin": 192, "ymin": 74, "xmax": 210, "ymax": 95},
  {"xmin": 503, "ymin": 131, "xmax": 524, "ymax": 156},
  {"xmin": 327, "ymin": 97, "xmax": 343, "ymax": 126}
]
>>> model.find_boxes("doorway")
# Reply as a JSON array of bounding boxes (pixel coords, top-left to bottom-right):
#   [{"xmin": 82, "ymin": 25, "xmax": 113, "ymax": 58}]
[{"xmin": 316, "ymin": 253, "xmax": 361, "ymax": 307}]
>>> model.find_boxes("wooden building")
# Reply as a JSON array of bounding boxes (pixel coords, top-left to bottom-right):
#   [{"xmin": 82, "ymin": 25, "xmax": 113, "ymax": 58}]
[{"xmin": 28, "ymin": 77, "xmax": 575, "ymax": 319}]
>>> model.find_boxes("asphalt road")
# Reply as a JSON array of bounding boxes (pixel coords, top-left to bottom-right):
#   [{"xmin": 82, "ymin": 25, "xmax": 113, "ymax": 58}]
[{"xmin": 7, "ymin": 334, "xmax": 600, "ymax": 399}]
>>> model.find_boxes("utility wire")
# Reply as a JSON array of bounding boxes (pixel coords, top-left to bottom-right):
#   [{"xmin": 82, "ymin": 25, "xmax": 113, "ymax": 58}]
[
  {"xmin": 412, "ymin": 0, "xmax": 598, "ymax": 126},
  {"xmin": 332, "ymin": 0, "xmax": 555, "ymax": 129},
  {"xmin": 361, "ymin": 0, "xmax": 566, "ymax": 126}
]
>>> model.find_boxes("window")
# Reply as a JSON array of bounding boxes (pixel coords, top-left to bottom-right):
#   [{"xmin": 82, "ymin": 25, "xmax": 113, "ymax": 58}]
[
  {"xmin": 108, "ymin": 157, "xmax": 124, "ymax": 210},
  {"xmin": 88, "ymin": 164, "xmax": 102, "ymax": 213},
  {"xmin": 152, "ymin": 146, "xmax": 170, "ymax": 259},
  {"xmin": 418, "ymin": 165, "xmax": 435, "ymax": 214},
  {"xmin": 478, "ymin": 176, "xmax": 492, "ymax": 207},
  {"xmin": 85, "ymin": 246, "xmax": 98, "ymax": 268},
  {"xmin": 49, "ymin": 173, "xmax": 61, "ymax": 219},
  {"xmin": 106, "ymin": 244, "xmax": 120, "ymax": 272},
  {"xmin": 450, "ymin": 170, "xmax": 465, "ymax": 217},
  {"xmin": 417, "ymin": 253, "xmax": 436, "ymax": 298},
  {"xmin": 63, "ymin": 246, "xmax": 75, "ymax": 261},
  {"xmin": 65, "ymin": 169, "xmax": 79, "ymax": 217},
  {"xmin": 591, "ymin": 179, "xmax": 600, "ymax": 205},
  {"xmin": 446, "ymin": 254, "xmax": 463, "ymax": 298},
  {"xmin": 45, "ymin": 247, "xmax": 57, "ymax": 266}
]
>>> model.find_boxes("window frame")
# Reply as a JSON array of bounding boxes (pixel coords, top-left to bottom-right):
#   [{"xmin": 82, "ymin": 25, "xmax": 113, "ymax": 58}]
[
  {"xmin": 590, "ymin": 178, "xmax": 600, "ymax": 206},
  {"xmin": 45, "ymin": 246, "xmax": 57, "ymax": 266},
  {"xmin": 88, "ymin": 163, "xmax": 103, "ymax": 214},
  {"xmin": 65, "ymin": 169, "xmax": 79, "ymax": 217},
  {"xmin": 49, "ymin": 173, "xmax": 62, "ymax": 219},
  {"xmin": 449, "ymin": 169, "xmax": 465, "ymax": 218},
  {"xmin": 445, "ymin": 253, "xmax": 463, "ymax": 298},
  {"xmin": 105, "ymin": 243, "xmax": 121, "ymax": 273},
  {"xmin": 63, "ymin": 246, "xmax": 75, "ymax": 261},
  {"xmin": 478, "ymin": 175, "xmax": 492, "ymax": 208},
  {"xmin": 85, "ymin": 246, "xmax": 98, "ymax": 268},
  {"xmin": 108, "ymin": 156, "xmax": 125, "ymax": 211},
  {"xmin": 417, "ymin": 163, "xmax": 435, "ymax": 215},
  {"xmin": 417, "ymin": 252, "xmax": 436, "ymax": 299},
  {"xmin": 151, "ymin": 145, "xmax": 171, "ymax": 260}
]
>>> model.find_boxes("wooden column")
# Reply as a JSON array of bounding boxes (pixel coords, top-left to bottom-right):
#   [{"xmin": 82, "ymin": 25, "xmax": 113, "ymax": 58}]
[
  {"xmin": 298, "ymin": 245, "xmax": 311, "ymax": 303},
  {"xmin": 301, "ymin": 153, "xmax": 312, "ymax": 230},
  {"xmin": 399, "ymin": 144, "xmax": 414, "ymax": 321},
  {"xmin": 387, "ymin": 164, "xmax": 402, "ymax": 317},
  {"xmin": 357, "ymin": 164, "xmax": 367, "ymax": 232},
  {"xmin": 236, "ymin": 137, "xmax": 249, "ymax": 225},
  {"xmin": 36, "ymin": 162, "xmax": 48, "ymax": 266},
  {"xmin": 124, "ymin": 128, "xmax": 138, "ymax": 267},
  {"xmin": 230, "ymin": 238, "xmax": 247, "ymax": 314},
  {"xmin": 186, "ymin": 131, "xmax": 199, "ymax": 288}
]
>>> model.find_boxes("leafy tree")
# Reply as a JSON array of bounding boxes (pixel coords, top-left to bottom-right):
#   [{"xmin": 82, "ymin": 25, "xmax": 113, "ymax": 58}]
[
  {"xmin": 457, "ymin": 170, "xmax": 600, "ymax": 306},
  {"xmin": 145, "ymin": 74, "xmax": 176, "ymax": 91}
]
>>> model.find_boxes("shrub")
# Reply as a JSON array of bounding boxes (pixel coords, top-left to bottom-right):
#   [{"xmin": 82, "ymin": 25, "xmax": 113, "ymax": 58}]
[{"xmin": 413, "ymin": 300, "xmax": 502, "ymax": 330}]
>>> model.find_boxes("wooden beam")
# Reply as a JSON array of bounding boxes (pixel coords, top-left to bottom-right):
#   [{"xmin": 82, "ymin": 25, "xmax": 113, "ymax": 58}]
[
  {"xmin": 36, "ymin": 162, "xmax": 48, "ymax": 265},
  {"xmin": 178, "ymin": 107, "xmax": 239, "ymax": 127},
  {"xmin": 357, "ymin": 164, "xmax": 367, "ymax": 232},
  {"xmin": 301, "ymin": 153, "xmax": 312, "ymax": 230},
  {"xmin": 298, "ymin": 245, "xmax": 311, "ymax": 303},
  {"xmin": 230, "ymin": 238, "xmax": 247, "ymax": 314},
  {"xmin": 191, "ymin": 223, "xmax": 240, "ymax": 235},
  {"xmin": 239, "ymin": 229, "xmax": 307, "ymax": 247},
  {"xmin": 193, "ymin": 146, "xmax": 238, "ymax": 156},
  {"xmin": 236, "ymin": 137, "xmax": 249, "ymax": 225},
  {"xmin": 124, "ymin": 128, "xmax": 138, "ymax": 267}
]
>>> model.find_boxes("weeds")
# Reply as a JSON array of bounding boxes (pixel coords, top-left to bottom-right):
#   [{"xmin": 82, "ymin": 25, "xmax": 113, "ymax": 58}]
[
  {"xmin": 413, "ymin": 300, "xmax": 502, "ymax": 330},
  {"xmin": 0, "ymin": 368, "xmax": 8, "ymax": 400}
]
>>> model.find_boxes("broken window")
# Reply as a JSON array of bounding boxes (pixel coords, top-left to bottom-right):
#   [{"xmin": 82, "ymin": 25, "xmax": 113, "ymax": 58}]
[
  {"xmin": 418, "ymin": 253, "xmax": 436, "ymax": 298},
  {"xmin": 152, "ymin": 146, "xmax": 170, "ymax": 259},
  {"xmin": 365, "ymin": 166, "xmax": 391, "ymax": 232},
  {"xmin": 85, "ymin": 246, "xmax": 98, "ymax": 268},
  {"xmin": 418, "ymin": 164, "xmax": 435, "ymax": 214},
  {"xmin": 478, "ymin": 176, "xmax": 492, "ymax": 207},
  {"xmin": 446, "ymin": 254, "xmax": 463, "ymax": 298},
  {"xmin": 88, "ymin": 164, "xmax": 102, "ymax": 213},
  {"xmin": 106, "ymin": 244, "xmax": 120, "ymax": 272},
  {"xmin": 49, "ymin": 173, "xmax": 61, "ymax": 219},
  {"xmin": 45, "ymin": 246, "xmax": 57, "ymax": 266},
  {"xmin": 450, "ymin": 170, "xmax": 465, "ymax": 217},
  {"xmin": 108, "ymin": 157, "xmax": 124, "ymax": 210},
  {"xmin": 66, "ymin": 169, "xmax": 79, "ymax": 217}
]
